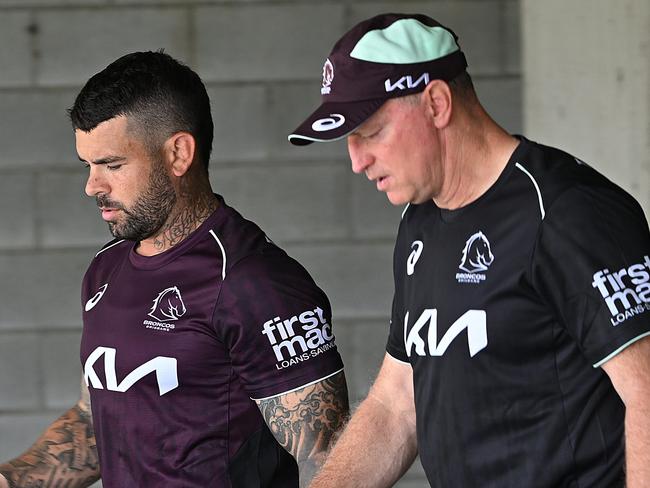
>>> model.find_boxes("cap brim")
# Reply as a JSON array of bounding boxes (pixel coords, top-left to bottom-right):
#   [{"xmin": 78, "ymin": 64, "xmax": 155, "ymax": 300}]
[{"xmin": 288, "ymin": 98, "xmax": 386, "ymax": 146}]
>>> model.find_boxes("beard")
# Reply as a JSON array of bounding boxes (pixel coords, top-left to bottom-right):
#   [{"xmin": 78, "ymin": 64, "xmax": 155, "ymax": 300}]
[{"xmin": 96, "ymin": 157, "xmax": 177, "ymax": 241}]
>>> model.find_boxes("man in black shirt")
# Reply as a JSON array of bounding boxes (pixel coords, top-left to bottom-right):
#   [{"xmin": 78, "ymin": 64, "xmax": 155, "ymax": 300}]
[{"xmin": 288, "ymin": 13, "xmax": 650, "ymax": 487}]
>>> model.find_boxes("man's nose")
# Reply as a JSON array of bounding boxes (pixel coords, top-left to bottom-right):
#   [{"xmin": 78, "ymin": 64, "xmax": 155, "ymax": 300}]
[
  {"xmin": 85, "ymin": 166, "xmax": 109, "ymax": 197},
  {"xmin": 347, "ymin": 136, "xmax": 373, "ymax": 174}
]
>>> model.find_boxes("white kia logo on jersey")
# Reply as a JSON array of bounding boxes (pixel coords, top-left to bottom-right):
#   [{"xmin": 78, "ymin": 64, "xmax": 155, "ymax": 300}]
[
  {"xmin": 84, "ymin": 346, "xmax": 178, "ymax": 396},
  {"xmin": 312, "ymin": 114, "xmax": 345, "ymax": 132},
  {"xmin": 85, "ymin": 284, "xmax": 108, "ymax": 312},
  {"xmin": 407, "ymin": 240, "xmax": 424, "ymax": 276},
  {"xmin": 404, "ymin": 309, "xmax": 488, "ymax": 358},
  {"xmin": 148, "ymin": 286, "xmax": 186, "ymax": 322}
]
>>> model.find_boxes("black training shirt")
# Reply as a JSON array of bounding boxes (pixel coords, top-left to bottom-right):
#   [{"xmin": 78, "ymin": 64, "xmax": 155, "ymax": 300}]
[{"xmin": 388, "ymin": 138, "xmax": 650, "ymax": 487}]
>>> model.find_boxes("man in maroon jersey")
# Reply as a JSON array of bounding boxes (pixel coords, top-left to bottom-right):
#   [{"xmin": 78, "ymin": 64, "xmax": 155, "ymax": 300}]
[{"xmin": 0, "ymin": 51, "xmax": 348, "ymax": 488}]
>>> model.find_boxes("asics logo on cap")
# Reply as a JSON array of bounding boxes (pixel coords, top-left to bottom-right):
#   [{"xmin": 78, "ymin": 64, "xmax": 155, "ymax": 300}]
[{"xmin": 312, "ymin": 114, "xmax": 345, "ymax": 132}]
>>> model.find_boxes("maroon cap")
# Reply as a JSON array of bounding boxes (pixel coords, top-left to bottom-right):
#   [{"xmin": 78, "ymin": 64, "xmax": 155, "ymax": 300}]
[{"xmin": 288, "ymin": 13, "xmax": 467, "ymax": 146}]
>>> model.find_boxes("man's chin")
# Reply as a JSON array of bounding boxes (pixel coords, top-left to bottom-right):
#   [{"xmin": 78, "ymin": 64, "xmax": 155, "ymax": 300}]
[
  {"xmin": 107, "ymin": 223, "xmax": 133, "ymax": 241},
  {"xmin": 386, "ymin": 192, "xmax": 410, "ymax": 206},
  {"xmin": 108, "ymin": 223, "xmax": 161, "ymax": 242}
]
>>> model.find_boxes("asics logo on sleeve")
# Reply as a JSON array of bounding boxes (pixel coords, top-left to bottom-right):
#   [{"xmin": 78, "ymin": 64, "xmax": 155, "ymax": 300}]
[
  {"xmin": 85, "ymin": 284, "xmax": 108, "ymax": 312},
  {"xmin": 407, "ymin": 241, "xmax": 424, "ymax": 276}
]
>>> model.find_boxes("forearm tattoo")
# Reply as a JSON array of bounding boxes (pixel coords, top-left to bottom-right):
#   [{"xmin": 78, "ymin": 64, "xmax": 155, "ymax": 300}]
[
  {"xmin": 0, "ymin": 405, "xmax": 100, "ymax": 488},
  {"xmin": 257, "ymin": 371, "xmax": 349, "ymax": 486}
]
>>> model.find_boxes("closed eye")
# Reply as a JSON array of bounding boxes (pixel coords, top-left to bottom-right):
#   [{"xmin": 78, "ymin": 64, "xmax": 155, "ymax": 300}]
[{"xmin": 365, "ymin": 128, "xmax": 382, "ymax": 139}]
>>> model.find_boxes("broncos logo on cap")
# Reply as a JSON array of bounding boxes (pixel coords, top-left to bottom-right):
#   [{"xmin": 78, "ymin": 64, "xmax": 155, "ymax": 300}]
[
  {"xmin": 321, "ymin": 58, "xmax": 334, "ymax": 95},
  {"xmin": 148, "ymin": 286, "xmax": 187, "ymax": 322},
  {"xmin": 459, "ymin": 231, "xmax": 494, "ymax": 273}
]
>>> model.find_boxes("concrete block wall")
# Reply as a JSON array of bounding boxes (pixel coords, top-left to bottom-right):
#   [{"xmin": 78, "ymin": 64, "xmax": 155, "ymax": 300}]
[
  {"xmin": 0, "ymin": 1, "xmax": 521, "ymax": 486},
  {"xmin": 522, "ymin": 0, "xmax": 650, "ymax": 214}
]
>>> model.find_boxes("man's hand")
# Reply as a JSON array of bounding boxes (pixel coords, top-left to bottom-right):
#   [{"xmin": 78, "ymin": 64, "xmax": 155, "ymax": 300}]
[
  {"xmin": 256, "ymin": 370, "xmax": 349, "ymax": 487},
  {"xmin": 309, "ymin": 354, "xmax": 418, "ymax": 488}
]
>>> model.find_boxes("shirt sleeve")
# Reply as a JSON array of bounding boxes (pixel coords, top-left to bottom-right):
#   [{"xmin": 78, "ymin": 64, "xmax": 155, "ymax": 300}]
[
  {"xmin": 386, "ymin": 220, "xmax": 410, "ymax": 363},
  {"xmin": 213, "ymin": 250, "xmax": 344, "ymax": 400},
  {"xmin": 386, "ymin": 295, "xmax": 409, "ymax": 363},
  {"xmin": 531, "ymin": 183, "xmax": 650, "ymax": 367}
]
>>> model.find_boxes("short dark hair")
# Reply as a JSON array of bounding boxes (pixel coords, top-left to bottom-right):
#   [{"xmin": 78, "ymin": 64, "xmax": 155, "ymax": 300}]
[
  {"xmin": 69, "ymin": 51, "xmax": 213, "ymax": 170},
  {"xmin": 448, "ymin": 71, "xmax": 476, "ymax": 100},
  {"xmin": 397, "ymin": 71, "xmax": 476, "ymax": 107}
]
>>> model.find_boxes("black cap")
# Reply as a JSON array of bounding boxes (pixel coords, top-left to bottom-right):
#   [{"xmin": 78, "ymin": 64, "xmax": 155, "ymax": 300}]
[{"xmin": 288, "ymin": 13, "xmax": 467, "ymax": 145}]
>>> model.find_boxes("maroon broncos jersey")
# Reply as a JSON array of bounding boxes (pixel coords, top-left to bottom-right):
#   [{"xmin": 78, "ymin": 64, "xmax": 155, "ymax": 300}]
[{"xmin": 80, "ymin": 195, "xmax": 344, "ymax": 487}]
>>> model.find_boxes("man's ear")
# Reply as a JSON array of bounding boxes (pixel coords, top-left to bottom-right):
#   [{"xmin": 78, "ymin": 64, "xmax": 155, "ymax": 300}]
[
  {"xmin": 164, "ymin": 132, "xmax": 196, "ymax": 177},
  {"xmin": 422, "ymin": 80, "xmax": 453, "ymax": 129}
]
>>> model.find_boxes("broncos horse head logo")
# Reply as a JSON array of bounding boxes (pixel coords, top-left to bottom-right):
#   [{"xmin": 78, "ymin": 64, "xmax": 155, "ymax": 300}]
[
  {"xmin": 148, "ymin": 286, "xmax": 187, "ymax": 322},
  {"xmin": 459, "ymin": 231, "xmax": 494, "ymax": 273}
]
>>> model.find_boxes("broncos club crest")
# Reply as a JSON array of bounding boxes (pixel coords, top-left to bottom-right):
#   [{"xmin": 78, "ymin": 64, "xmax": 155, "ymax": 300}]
[
  {"xmin": 456, "ymin": 231, "xmax": 494, "ymax": 284},
  {"xmin": 148, "ymin": 286, "xmax": 187, "ymax": 322}
]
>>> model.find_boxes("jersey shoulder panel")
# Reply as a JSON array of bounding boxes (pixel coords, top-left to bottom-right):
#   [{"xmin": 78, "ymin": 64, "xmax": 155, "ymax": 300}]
[
  {"xmin": 210, "ymin": 205, "xmax": 343, "ymax": 400},
  {"xmin": 84, "ymin": 238, "xmax": 131, "ymax": 281},
  {"xmin": 523, "ymin": 140, "xmax": 650, "ymax": 365},
  {"xmin": 205, "ymin": 201, "xmax": 281, "ymax": 277},
  {"xmin": 81, "ymin": 239, "xmax": 132, "ymax": 312},
  {"xmin": 514, "ymin": 138, "xmax": 643, "ymax": 221},
  {"xmin": 519, "ymin": 139, "xmax": 648, "ymax": 250}
]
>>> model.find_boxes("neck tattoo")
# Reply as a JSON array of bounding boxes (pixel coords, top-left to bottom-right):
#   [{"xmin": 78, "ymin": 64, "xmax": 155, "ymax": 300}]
[{"xmin": 152, "ymin": 195, "xmax": 218, "ymax": 252}]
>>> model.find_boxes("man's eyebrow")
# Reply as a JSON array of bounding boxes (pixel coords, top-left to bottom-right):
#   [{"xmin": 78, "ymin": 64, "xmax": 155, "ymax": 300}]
[{"xmin": 78, "ymin": 155, "xmax": 126, "ymax": 165}]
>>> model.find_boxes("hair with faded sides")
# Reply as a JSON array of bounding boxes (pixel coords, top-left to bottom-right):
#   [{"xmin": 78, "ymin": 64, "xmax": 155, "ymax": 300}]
[
  {"xmin": 399, "ymin": 71, "xmax": 477, "ymax": 107},
  {"xmin": 69, "ymin": 51, "xmax": 214, "ymax": 171}
]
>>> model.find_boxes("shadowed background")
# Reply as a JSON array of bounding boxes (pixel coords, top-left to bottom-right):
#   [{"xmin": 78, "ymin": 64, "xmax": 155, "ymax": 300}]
[{"xmin": 0, "ymin": 1, "xmax": 648, "ymax": 486}]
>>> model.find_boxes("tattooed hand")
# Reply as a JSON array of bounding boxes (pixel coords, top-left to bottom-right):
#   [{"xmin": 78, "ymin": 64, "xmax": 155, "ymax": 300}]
[{"xmin": 256, "ymin": 371, "xmax": 349, "ymax": 487}]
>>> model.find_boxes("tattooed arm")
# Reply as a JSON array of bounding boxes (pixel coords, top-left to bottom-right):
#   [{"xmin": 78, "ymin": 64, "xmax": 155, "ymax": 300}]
[
  {"xmin": 308, "ymin": 354, "xmax": 418, "ymax": 488},
  {"xmin": 256, "ymin": 371, "xmax": 349, "ymax": 487},
  {"xmin": 0, "ymin": 377, "xmax": 100, "ymax": 488}
]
